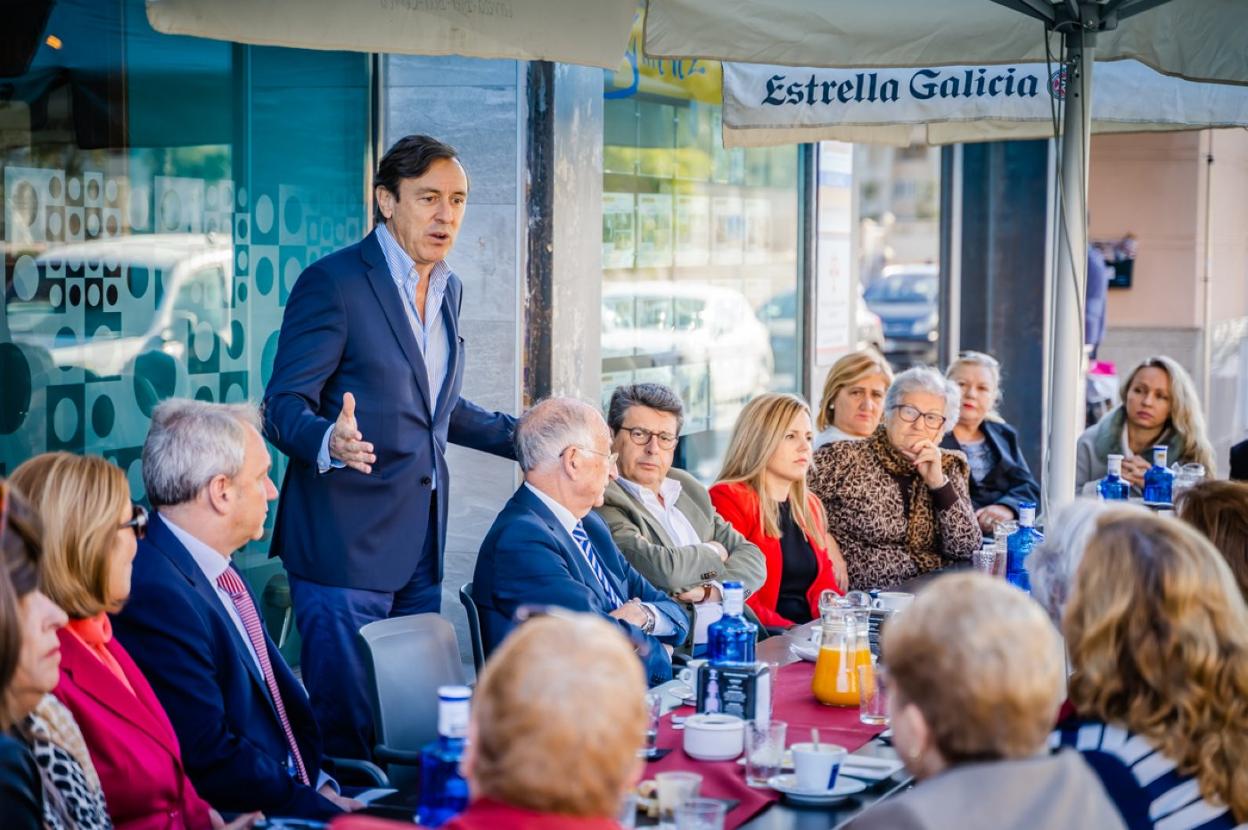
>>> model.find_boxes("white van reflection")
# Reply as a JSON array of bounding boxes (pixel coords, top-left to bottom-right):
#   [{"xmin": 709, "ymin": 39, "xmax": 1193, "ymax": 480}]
[
  {"xmin": 6, "ymin": 233, "xmax": 232, "ymax": 378},
  {"xmin": 602, "ymin": 281, "xmax": 773, "ymax": 404}
]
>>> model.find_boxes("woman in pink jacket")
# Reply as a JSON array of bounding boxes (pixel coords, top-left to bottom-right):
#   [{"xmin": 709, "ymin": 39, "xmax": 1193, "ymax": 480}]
[{"xmin": 12, "ymin": 453, "xmax": 255, "ymax": 830}]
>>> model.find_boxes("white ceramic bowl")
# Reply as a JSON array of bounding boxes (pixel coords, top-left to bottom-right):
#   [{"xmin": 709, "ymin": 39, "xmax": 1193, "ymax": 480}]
[{"xmin": 682, "ymin": 713, "xmax": 745, "ymax": 761}]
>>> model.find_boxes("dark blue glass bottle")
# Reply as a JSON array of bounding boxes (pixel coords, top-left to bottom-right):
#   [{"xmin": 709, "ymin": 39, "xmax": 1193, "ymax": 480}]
[
  {"xmin": 1098, "ymin": 454, "xmax": 1130, "ymax": 502},
  {"xmin": 415, "ymin": 686, "xmax": 471, "ymax": 827},
  {"xmin": 1006, "ymin": 501, "xmax": 1044, "ymax": 593},
  {"xmin": 707, "ymin": 581, "xmax": 756, "ymax": 665},
  {"xmin": 1142, "ymin": 445, "xmax": 1175, "ymax": 506}
]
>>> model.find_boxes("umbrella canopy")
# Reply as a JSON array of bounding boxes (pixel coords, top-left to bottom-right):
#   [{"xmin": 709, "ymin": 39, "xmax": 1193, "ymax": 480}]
[
  {"xmin": 644, "ymin": 0, "xmax": 1248, "ymax": 84},
  {"xmin": 721, "ymin": 60, "xmax": 1248, "ymax": 148},
  {"xmin": 145, "ymin": 0, "xmax": 637, "ymax": 69},
  {"xmin": 646, "ymin": 0, "xmax": 1248, "ymax": 512}
]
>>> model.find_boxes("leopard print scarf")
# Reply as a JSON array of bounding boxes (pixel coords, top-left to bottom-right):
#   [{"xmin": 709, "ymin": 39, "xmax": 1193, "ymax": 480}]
[{"xmin": 867, "ymin": 425, "xmax": 954, "ymax": 567}]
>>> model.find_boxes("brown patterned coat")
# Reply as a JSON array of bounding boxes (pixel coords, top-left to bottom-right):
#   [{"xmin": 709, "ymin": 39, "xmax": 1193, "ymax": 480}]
[{"xmin": 809, "ymin": 431, "xmax": 981, "ymax": 591}]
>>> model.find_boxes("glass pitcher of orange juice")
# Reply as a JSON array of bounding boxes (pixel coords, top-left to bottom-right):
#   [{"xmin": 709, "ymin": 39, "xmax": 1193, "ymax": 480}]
[{"xmin": 812, "ymin": 606, "xmax": 872, "ymax": 707}]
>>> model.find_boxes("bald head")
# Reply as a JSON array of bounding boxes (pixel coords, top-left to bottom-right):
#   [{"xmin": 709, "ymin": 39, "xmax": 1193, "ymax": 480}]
[{"xmin": 516, "ymin": 397, "xmax": 614, "ymax": 517}]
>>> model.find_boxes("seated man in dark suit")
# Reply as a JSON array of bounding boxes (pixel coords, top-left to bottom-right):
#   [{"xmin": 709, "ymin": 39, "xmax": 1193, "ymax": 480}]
[
  {"xmin": 112, "ymin": 399, "xmax": 359, "ymax": 819},
  {"xmin": 1232, "ymin": 438, "xmax": 1248, "ymax": 481},
  {"xmin": 473, "ymin": 397, "xmax": 689, "ymax": 686}
]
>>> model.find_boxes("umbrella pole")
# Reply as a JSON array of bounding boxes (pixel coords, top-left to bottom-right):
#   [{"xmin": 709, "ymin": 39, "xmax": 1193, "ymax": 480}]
[{"xmin": 1044, "ymin": 29, "xmax": 1094, "ymax": 514}]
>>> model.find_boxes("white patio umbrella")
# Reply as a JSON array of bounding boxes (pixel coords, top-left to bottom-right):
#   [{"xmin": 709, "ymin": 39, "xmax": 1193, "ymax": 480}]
[
  {"xmin": 146, "ymin": 0, "xmax": 638, "ymax": 69},
  {"xmin": 646, "ymin": 0, "xmax": 1248, "ymax": 513},
  {"xmin": 720, "ymin": 60, "xmax": 1248, "ymax": 147}
]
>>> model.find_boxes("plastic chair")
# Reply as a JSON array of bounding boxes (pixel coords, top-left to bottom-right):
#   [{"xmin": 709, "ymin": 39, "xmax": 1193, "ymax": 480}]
[
  {"xmin": 458, "ymin": 582, "xmax": 486, "ymax": 675},
  {"xmin": 357, "ymin": 613, "xmax": 467, "ymax": 792}
]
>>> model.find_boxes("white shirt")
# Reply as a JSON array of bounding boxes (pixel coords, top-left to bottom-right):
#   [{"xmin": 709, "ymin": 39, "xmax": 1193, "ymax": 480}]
[
  {"xmin": 523, "ymin": 483, "xmax": 674, "ymax": 637},
  {"xmin": 163, "ymin": 516, "xmax": 334, "ymax": 792},
  {"xmin": 616, "ymin": 476, "xmax": 702, "ymax": 547},
  {"xmin": 616, "ymin": 476, "xmax": 724, "ymax": 646},
  {"xmin": 814, "ymin": 424, "xmax": 865, "ymax": 449}
]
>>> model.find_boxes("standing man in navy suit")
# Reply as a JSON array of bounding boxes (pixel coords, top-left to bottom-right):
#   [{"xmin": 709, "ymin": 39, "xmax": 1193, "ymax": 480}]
[
  {"xmin": 113, "ymin": 400, "xmax": 359, "ymax": 819},
  {"xmin": 473, "ymin": 398, "xmax": 689, "ymax": 686},
  {"xmin": 263, "ymin": 135, "xmax": 517, "ymax": 759}
]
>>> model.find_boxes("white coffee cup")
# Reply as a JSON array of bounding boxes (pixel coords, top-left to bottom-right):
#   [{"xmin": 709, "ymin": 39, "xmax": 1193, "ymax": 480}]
[
  {"xmin": 872, "ymin": 592, "xmax": 914, "ymax": 612},
  {"xmin": 790, "ymin": 742, "xmax": 847, "ymax": 792},
  {"xmin": 677, "ymin": 659, "xmax": 707, "ymax": 687}
]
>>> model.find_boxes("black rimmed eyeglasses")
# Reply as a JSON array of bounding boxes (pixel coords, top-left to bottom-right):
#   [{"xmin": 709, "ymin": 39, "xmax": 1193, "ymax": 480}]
[
  {"xmin": 619, "ymin": 426, "xmax": 679, "ymax": 450},
  {"xmin": 121, "ymin": 504, "xmax": 148, "ymax": 540},
  {"xmin": 890, "ymin": 403, "xmax": 947, "ymax": 430}
]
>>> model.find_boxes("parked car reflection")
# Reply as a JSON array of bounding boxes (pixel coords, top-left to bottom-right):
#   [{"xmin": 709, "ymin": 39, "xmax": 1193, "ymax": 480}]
[
  {"xmin": 863, "ymin": 263, "xmax": 939, "ymax": 367},
  {"xmin": 602, "ymin": 281, "xmax": 773, "ymax": 405},
  {"xmin": 6, "ymin": 233, "xmax": 233, "ymax": 379}
]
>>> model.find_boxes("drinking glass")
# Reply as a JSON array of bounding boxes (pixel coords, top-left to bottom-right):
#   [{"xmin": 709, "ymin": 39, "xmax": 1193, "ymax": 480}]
[
  {"xmin": 616, "ymin": 792, "xmax": 638, "ymax": 829},
  {"xmin": 640, "ymin": 692, "xmax": 662, "ymax": 758},
  {"xmin": 743, "ymin": 719, "xmax": 787, "ymax": 787},
  {"xmin": 993, "ymin": 521, "xmax": 1018, "ymax": 577},
  {"xmin": 972, "ymin": 546, "xmax": 999, "ymax": 576},
  {"xmin": 655, "ymin": 771, "xmax": 701, "ymax": 821},
  {"xmin": 674, "ymin": 797, "xmax": 727, "ymax": 830},
  {"xmin": 857, "ymin": 664, "xmax": 889, "ymax": 726}
]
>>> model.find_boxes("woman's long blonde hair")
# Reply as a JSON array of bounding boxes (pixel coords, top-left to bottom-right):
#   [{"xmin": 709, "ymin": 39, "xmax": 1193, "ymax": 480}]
[
  {"xmin": 716, "ymin": 393, "xmax": 824, "ymax": 540},
  {"xmin": 10, "ymin": 452, "xmax": 132, "ymax": 618},
  {"xmin": 1065, "ymin": 510, "xmax": 1248, "ymax": 821},
  {"xmin": 815, "ymin": 350, "xmax": 893, "ymax": 432},
  {"xmin": 1121, "ymin": 356, "xmax": 1216, "ymax": 474}
]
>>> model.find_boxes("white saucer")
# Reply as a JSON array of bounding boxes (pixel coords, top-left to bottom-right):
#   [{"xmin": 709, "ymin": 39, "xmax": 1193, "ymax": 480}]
[
  {"xmin": 742, "ymin": 754, "xmax": 904, "ymax": 783},
  {"xmin": 767, "ymin": 774, "xmax": 866, "ymax": 805}
]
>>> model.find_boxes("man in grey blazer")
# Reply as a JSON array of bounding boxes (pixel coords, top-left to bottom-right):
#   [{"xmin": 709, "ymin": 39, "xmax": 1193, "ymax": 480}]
[{"xmin": 595, "ymin": 384, "xmax": 766, "ymax": 651}]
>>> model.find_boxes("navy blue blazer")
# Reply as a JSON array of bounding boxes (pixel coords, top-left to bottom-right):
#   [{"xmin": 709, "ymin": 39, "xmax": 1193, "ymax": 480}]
[
  {"xmin": 1231, "ymin": 439, "xmax": 1248, "ymax": 481},
  {"xmin": 940, "ymin": 419, "xmax": 1040, "ymax": 515},
  {"xmin": 263, "ymin": 230, "xmax": 516, "ymax": 591},
  {"xmin": 473, "ymin": 485, "xmax": 690, "ymax": 687},
  {"xmin": 111, "ymin": 514, "xmax": 338, "ymax": 819}
]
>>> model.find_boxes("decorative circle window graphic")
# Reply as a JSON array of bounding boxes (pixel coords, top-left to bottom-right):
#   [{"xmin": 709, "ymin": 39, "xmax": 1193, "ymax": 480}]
[{"xmin": 1049, "ymin": 67, "xmax": 1067, "ymax": 101}]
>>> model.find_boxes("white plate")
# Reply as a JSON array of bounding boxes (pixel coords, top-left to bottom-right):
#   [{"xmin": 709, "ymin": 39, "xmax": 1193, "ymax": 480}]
[
  {"xmin": 767, "ymin": 774, "xmax": 866, "ymax": 805},
  {"xmin": 739, "ymin": 753, "xmax": 904, "ymax": 782}
]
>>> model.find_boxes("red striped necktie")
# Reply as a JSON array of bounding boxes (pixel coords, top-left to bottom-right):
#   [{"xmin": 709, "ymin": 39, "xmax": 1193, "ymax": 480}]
[{"xmin": 216, "ymin": 568, "xmax": 311, "ymax": 786}]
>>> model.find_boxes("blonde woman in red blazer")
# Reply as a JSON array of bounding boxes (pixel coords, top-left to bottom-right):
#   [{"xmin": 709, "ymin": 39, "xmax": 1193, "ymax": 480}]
[
  {"xmin": 12, "ymin": 453, "xmax": 255, "ymax": 830},
  {"xmin": 709, "ymin": 394, "xmax": 844, "ymax": 629}
]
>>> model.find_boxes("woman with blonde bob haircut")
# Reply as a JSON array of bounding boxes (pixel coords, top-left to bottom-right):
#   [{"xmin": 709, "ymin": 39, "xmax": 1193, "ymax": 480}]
[
  {"xmin": 814, "ymin": 350, "xmax": 893, "ymax": 448},
  {"xmin": 847, "ymin": 573, "xmax": 1124, "ymax": 830},
  {"xmin": 1055, "ymin": 511, "xmax": 1248, "ymax": 827},
  {"xmin": 11, "ymin": 453, "xmax": 240, "ymax": 830},
  {"xmin": 1075, "ymin": 355, "xmax": 1215, "ymax": 495},
  {"xmin": 710, "ymin": 394, "xmax": 845, "ymax": 628},
  {"xmin": 446, "ymin": 613, "xmax": 646, "ymax": 829}
]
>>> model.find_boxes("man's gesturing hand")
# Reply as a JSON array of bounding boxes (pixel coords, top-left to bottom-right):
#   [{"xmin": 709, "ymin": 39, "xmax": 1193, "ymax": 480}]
[{"xmin": 329, "ymin": 392, "xmax": 376, "ymax": 474}]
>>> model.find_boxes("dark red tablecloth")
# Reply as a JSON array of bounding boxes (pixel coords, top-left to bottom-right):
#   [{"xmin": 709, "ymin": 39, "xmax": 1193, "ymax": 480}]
[{"xmin": 645, "ymin": 660, "xmax": 884, "ymax": 829}]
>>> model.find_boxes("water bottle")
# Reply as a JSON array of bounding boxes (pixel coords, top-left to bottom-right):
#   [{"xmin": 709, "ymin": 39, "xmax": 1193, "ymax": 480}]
[
  {"xmin": 1097, "ymin": 454, "xmax": 1130, "ymax": 502},
  {"xmin": 706, "ymin": 581, "xmax": 757, "ymax": 665},
  {"xmin": 415, "ymin": 686, "xmax": 471, "ymax": 827},
  {"xmin": 1142, "ymin": 445, "xmax": 1175, "ymax": 506},
  {"xmin": 1006, "ymin": 501, "xmax": 1044, "ymax": 593}
]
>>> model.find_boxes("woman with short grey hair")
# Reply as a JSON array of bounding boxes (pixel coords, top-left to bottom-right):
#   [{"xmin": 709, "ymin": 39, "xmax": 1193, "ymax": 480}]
[
  {"xmin": 1026, "ymin": 498, "xmax": 1123, "ymax": 627},
  {"xmin": 811, "ymin": 367, "xmax": 980, "ymax": 590}
]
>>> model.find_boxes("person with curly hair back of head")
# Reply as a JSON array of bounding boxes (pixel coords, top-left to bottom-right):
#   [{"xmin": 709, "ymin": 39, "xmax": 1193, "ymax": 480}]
[
  {"xmin": 1054, "ymin": 509, "xmax": 1248, "ymax": 828},
  {"xmin": 845, "ymin": 572, "xmax": 1124, "ymax": 830}
]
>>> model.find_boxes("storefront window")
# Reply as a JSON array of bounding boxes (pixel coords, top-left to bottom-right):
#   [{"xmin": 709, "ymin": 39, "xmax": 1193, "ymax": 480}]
[
  {"xmin": 0, "ymin": 0, "xmax": 369, "ymax": 629},
  {"xmin": 602, "ymin": 13, "xmax": 802, "ymax": 482}
]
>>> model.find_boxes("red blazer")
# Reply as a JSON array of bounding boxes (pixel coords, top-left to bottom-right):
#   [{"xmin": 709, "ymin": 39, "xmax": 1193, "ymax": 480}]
[
  {"xmin": 52, "ymin": 628, "xmax": 213, "ymax": 830},
  {"xmin": 709, "ymin": 481, "xmax": 842, "ymax": 628},
  {"xmin": 333, "ymin": 800, "xmax": 624, "ymax": 830}
]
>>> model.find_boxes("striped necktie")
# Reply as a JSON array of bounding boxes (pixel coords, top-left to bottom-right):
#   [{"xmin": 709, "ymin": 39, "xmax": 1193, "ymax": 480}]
[
  {"xmin": 216, "ymin": 568, "xmax": 311, "ymax": 786},
  {"xmin": 570, "ymin": 521, "xmax": 626, "ymax": 608}
]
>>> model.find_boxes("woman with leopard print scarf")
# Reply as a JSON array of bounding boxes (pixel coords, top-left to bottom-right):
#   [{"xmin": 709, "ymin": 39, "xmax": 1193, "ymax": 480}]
[{"xmin": 810, "ymin": 367, "xmax": 981, "ymax": 591}]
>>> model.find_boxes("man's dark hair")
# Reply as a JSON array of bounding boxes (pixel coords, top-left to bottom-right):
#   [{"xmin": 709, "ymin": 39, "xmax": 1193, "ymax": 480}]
[
  {"xmin": 373, "ymin": 134, "xmax": 462, "ymax": 224},
  {"xmin": 606, "ymin": 383, "xmax": 685, "ymax": 434}
]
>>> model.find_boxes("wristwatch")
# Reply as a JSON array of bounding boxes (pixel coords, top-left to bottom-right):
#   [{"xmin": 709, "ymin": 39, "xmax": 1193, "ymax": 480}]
[{"xmin": 639, "ymin": 602, "xmax": 657, "ymax": 634}]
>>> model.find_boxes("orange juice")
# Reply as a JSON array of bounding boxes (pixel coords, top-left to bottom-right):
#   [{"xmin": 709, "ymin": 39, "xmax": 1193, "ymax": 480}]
[{"xmin": 811, "ymin": 643, "xmax": 873, "ymax": 706}]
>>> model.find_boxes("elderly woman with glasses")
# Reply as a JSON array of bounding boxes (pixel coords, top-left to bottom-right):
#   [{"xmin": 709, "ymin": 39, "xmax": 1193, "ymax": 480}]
[
  {"xmin": 11, "ymin": 453, "xmax": 254, "ymax": 830},
  {"xmin": 810, "ymin": 367, "xmax": 981, "ymax": 591}
]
